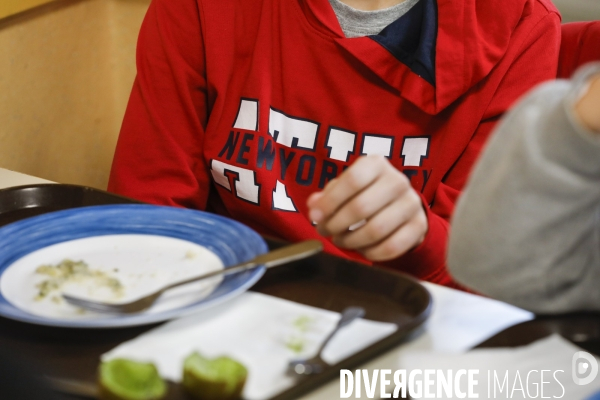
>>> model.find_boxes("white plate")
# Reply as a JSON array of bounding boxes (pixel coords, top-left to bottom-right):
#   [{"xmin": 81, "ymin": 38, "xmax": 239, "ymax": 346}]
[
  {"xmin": 0, "ymin": 205, "xmax": 268, "ymax": 328},
  {"xmin": 2, "ymin": 234, "xmax": 224, "ymax": 320}
]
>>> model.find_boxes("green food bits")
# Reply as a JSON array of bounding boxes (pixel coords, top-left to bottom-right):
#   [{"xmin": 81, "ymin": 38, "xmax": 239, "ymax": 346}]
[
  {"xmin": 285, "ymin": 336, "xmax": 305, "ymax": 354},
  {"xmin": 34, "ymin": 259, "xmax": 123, "ymax": 301},
  {"xmin": 292, "ymin": 315, "xmax": 312, "ymax": 332},
  {"xmin": 98, "ymin": 358, "xmax": 167, "ymax": 400},
  {"xmin": 182, "ymin": 352, "xmax": 247, "ymax": 400}
]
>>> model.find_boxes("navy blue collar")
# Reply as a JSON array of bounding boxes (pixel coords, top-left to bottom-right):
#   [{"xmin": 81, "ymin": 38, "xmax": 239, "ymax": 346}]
[{"xmin": 369, "ymin": 0, "xmax": 438, "ymax": 86}]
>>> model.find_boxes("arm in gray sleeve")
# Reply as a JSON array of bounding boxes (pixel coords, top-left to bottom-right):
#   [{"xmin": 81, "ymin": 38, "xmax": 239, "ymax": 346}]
[{"xmin": 448, "ymin": 64, "xmax": 600, "ymax": 313}]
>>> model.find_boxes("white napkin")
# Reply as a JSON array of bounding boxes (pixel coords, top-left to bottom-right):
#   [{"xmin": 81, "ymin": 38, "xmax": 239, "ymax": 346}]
[
  {"xmin": 399, "ymin": 334, "xmax": 600, "ymax": 399},
  {"xmin": 418, "ymin": 282, "xmax": 535, "ymax": 353},
  {"xmin": 102, "ymin": 292, "xmax": 397, "ymax": 400}
]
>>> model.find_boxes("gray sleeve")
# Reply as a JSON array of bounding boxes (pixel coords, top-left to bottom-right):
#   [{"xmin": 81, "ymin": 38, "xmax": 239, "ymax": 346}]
[{"xmin": 448, "ymin": 64, "xmax": 600, "ymax": 314}]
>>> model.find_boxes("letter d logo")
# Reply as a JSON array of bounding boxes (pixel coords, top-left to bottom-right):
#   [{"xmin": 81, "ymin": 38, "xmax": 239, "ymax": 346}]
[{"xmin": 573, "ymin": 351, "xmax": 599, "ymax": 385}]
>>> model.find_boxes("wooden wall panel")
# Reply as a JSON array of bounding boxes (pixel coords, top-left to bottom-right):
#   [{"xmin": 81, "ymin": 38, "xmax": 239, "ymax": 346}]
[
  {"xmin": 0, "ymin": 0, "xmax": 150, "ymax": 189},
  {"xmin": 0, "ymin": 0, "xmax": 55, "ymax": 19}
]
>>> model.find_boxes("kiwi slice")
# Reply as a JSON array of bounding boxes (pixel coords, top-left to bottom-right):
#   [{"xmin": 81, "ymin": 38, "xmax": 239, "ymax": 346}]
[
  {"xmin": 98, "ymin": 358, "xmax": 167, "ymax": 400},
  {"xmin": 182, "ymin": 352, "xmax": 248, "ymax": 400}
]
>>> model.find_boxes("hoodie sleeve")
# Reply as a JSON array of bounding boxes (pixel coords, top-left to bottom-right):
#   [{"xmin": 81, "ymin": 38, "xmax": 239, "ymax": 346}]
[
  {"xmin": 382, "ymin": 11, "xmax": 561, "ymax": 289},
  {"xmin": 107, "ymin": 0, "xmax": 211, "ymax": 210},
  {"xmin": 448, "ymin": 65, "xmax": 600, "ymax": 313}
]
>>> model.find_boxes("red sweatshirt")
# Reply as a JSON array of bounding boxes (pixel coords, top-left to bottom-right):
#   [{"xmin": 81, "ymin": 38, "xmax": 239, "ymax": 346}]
[{"xmin": 108, "ymin": 0, "xmax": 561, "ymax": 287}]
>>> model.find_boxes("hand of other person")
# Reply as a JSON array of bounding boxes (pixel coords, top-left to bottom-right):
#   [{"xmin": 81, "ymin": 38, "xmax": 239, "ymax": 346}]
[
  {"xmin": 307, "ymin": 155, "xmax": 428, "ymax": 262},
  {"xmin": 575, "ymin": 74, "xmax": 600, "ymax": 133}
]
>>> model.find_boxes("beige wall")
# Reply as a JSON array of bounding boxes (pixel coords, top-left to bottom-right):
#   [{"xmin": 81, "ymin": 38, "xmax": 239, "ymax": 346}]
[
  {"xmin": 0, "ymin": 0, "xmax": 150, "ymax": 189},
  {"xmin": 0, "ymin": 0, "xmax": 55, "ymax": 19}
]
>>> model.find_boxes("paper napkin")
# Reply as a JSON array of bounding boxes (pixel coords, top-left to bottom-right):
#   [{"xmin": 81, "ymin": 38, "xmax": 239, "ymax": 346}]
[
  {"xmin": 399, "ymin": 334, "xmax": 600, "ymax": 399},
  {"xmin": 102, "ymin": 292, "xmax": 397, "ymax": 400},
  {"xmin": 418, "ymin": 282, "xmax": 535, "ymax": 353}
]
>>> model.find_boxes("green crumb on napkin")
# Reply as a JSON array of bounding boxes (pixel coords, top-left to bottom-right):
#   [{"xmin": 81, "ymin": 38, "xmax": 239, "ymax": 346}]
[
  {"xmin": 285, "ymin": 336, "xmax": 305, "ymax": 353},
  {"xmin": 98, "ymin": 358, "xmax": 167, "ymax": 400},
  {"xmin": 292, "ymin": 315, "xmax": 312, "ymax": 332},
  {"xmin": 182, "ymin": 352, "xmax": 247, "ymax": 400}
]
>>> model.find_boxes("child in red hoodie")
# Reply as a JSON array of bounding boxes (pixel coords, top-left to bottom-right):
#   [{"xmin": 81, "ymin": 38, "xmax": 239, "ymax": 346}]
[{"xmin": 108, "ymin": 0, "xmax": 561, "ymax": 288}]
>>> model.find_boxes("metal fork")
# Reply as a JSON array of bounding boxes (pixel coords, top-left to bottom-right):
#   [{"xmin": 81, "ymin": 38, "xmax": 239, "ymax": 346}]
[
  {"xmin": 62, "ymin": 240, "xmax": 323, "ymax": 314},
  {"xmin": 288, "ymin": 306, "xmax": 365, "ymax": 376}
]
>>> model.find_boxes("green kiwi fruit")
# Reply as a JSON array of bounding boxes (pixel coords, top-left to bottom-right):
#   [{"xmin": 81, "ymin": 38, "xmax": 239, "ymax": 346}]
[
  {"xmin": 98, "ymin": 358, "xmax": 167, "ymax": 400},
  {"xmin": 182, "ymin": 352, "xmax": 247, "ymax": 400}
]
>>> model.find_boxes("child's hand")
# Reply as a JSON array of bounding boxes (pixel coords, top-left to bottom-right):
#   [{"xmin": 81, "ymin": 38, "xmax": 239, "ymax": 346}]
[
  {"xmin": 307, "ymin": 155, "xmax": 428, "ymax": 261},
  {"xmin": 575, "ymin": 74, "xmax": 600, "ymax": 134}
]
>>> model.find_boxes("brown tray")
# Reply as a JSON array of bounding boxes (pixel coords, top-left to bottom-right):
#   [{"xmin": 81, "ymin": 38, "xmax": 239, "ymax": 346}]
[
  {"xmin": 0, "ymin": 184, "xmax": 432, "ymax": 400},
  {"xmin": 0, "ymin": 184, "xmax": 141, "ymax": 226}
]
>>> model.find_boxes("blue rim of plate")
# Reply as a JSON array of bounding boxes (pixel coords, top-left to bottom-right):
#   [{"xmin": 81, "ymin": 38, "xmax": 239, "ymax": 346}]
[{"xmin": 0, "ymin": 204, "xmax": 268, "ymax": 328}]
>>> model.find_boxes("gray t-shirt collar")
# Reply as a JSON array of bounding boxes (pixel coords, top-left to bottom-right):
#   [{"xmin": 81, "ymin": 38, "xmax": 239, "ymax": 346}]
[{"xmin": 328, "ymin": 0, "xmax": 421, "ymax": 38}]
